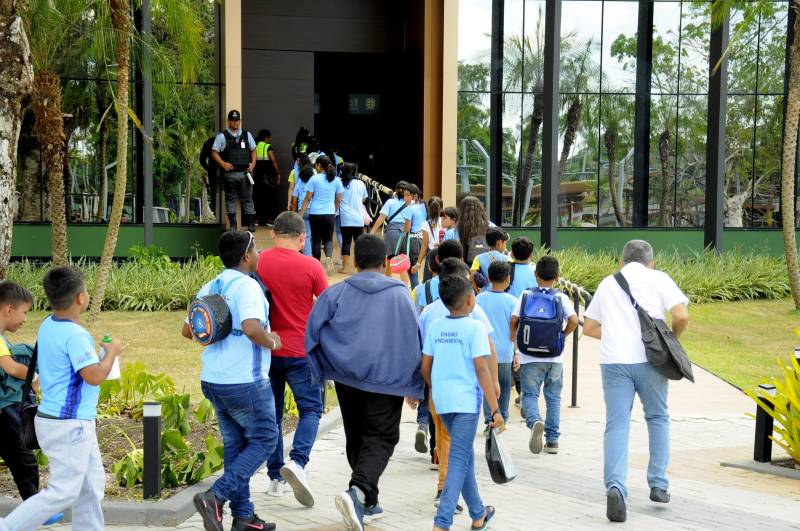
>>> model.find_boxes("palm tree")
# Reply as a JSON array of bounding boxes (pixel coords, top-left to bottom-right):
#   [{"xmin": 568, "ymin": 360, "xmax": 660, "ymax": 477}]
[
  {"xmin": 0, "ymin": 0, "xmax": 34, "ymax": 278},
  {"xmin": 90, "ymin": 0, "xmax": 203, "ymax": 315},
  {"xmin": 603, "ymin": 124, "xmax": 626, "ymax": 227},
  {"xmin": 558, "ymin": 39, "xmax": 597, "ymax": 180}
]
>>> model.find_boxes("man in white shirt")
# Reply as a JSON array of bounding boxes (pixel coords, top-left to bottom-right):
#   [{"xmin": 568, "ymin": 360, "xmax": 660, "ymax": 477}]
[{"xmin": 583, "ymin": 240, "xmax": 689, "ymax": 524}]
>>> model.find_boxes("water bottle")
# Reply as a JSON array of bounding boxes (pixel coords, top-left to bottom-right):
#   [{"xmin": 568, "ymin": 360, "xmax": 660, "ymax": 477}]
[{"xmin": 101, "ymin": 334, "xmax": 121, "ymax": 380}]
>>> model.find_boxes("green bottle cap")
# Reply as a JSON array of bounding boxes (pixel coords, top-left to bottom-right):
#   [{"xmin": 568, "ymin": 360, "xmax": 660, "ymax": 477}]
[{"xmin": 102, "ymin": 334, "xmax": 113, "ymax": 343}]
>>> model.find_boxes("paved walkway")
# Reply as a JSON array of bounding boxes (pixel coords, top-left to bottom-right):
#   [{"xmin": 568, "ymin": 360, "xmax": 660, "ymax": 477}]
[{"xmin": 45, "ymin": 333, "xmax": 800, "ymax": 530}]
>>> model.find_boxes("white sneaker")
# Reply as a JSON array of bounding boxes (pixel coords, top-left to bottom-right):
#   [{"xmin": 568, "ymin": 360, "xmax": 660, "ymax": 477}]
[
  {"xmin": 529, "ymin": 420, "xmax": 544, "ymax": 454},
  {"xmin": 325, "ymin": 257, "xmax": 335, "ymax": 274},
  {"xmin": 267, "ymin": 478, "xmax": 285, "ymax": 497},
  {"xmin": 281, "ymin": 460, "xmax": 315, "ymax": 508}
]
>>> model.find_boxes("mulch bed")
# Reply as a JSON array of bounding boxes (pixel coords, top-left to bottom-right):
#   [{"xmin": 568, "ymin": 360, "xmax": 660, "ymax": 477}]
[
  {"xmin": 0, "ymin": 414, "xmax": 300, "ymax": 501},
  {"xmin": 770, "ymin": 458, "xmax": 800, "ymax": 471}
]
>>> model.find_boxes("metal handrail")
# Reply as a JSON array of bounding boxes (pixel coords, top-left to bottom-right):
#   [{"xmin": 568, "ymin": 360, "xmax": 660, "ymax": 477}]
[{"xmin": 557, "ymin": 278, "xmax": 593, "ymax": 408}]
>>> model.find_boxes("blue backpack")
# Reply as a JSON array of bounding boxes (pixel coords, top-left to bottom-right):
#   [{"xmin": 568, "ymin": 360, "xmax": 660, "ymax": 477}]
[{"xmin": 516, "ymin": 288, "xmax": 565, "ymax": 357}]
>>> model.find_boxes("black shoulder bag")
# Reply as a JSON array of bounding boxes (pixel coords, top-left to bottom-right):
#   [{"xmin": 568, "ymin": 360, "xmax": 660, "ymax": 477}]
[
  {"xmin": 613, "ymin": 273, "xmax": 694, "ymax": 383},
  {"xmin": 20, "ymin": 343, "xmax": 40, "ymax": 449}
]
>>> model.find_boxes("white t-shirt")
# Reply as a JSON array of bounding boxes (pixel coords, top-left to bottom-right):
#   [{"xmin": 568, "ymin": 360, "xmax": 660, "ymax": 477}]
[
  {"xmin": 584, "ymin": 262, "xmax": 689, "ymax": 365},
  {"xmin": 512, "ymin": 288, "xmax": 576, "ymax": 364},
  {"xmin": 421, "ymin": 217, "xmax": 442, "ymax": 250}
]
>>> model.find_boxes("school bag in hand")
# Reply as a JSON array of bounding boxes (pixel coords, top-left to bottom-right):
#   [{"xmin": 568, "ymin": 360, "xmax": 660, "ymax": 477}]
[
  {"xmin": 18, "ymin": 343, "xmax": 39, "ymax": 450},
  {"xmin": 613, "ymin": 272, "xmax": 694, "ymax": 382},
  {"xmin": 485, "ymin": 427, "xmax": 516, "ymax": 484},
  {"xmin": 516, "ymin": 288, "xmax": 565, "ymax": 357},
  {"xmin": 188, "ymin": 275, "xmax": 248, "ymax": 346}
]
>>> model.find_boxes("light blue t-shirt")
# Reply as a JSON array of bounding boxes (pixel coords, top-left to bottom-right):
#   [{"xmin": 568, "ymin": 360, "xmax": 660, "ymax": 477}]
[
  {"xmin": 419, "ymin": 298, "xmax": 494, "ymax": 341},
  {"xmin": 196, "ymin": 269, "xmax": 271, "ymax": 384},
  {"xmin": 380, "ymin": 197, "xmax": 407, "ymax": 224},
  {"xmin": 305, "ymin": 174, "xmax": 344, "ymax": 215},
  {"xmin": 402, "ymin": 202, "xmax": 428, "ymax": 232},
  {"xmin": 474, "ymin": 251, "xmax": 511, "ymax": 292},
  {"xmin": 340, "ymin": 179, "xmax": 368, "ymax": 227},
  {"xmin": 293, "ymin": 176, "xmax": 311, "ymax": 216},
  {"xmin": 37, "ymin": 316, "xmax": 100, "ymax": 421},
  {"xmin": 424, "ymin": 316, "xmax": 491, "ymax": 415},
  {"xmin": 211, "ymin": 128, "xmax": 256, "ymax": 153},
  {"xmin": 476, "ymin": 291, "xmax": 517, "ymax": 363},
  {"xmin": 442, "ymin": 228, "xmax": 459, "ymax": 242},
  {"xmin": 413, "ymin": 276, "xmax": 441, "ymax": 312},
  {"xmin": 508, "ymin": 262, "xmax": 538, "ymax": 298}
]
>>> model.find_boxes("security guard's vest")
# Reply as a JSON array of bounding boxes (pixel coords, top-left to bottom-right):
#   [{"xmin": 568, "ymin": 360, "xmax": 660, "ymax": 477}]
[{"xmin": 222, "ymin": 130, "xmax": 251, "ymax": 171}]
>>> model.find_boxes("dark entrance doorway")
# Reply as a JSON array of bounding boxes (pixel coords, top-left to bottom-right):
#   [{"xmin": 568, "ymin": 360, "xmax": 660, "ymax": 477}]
[{"xmin": 313, "ymin": 52, "xmax": 421, "ymax": 189}]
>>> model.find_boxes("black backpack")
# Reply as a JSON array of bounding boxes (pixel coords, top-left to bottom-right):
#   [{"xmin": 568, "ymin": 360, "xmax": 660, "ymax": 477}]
[
  {"xmin": 465, "ymin": 234, "xmax": 489, "ymax": 264},
  {"xmin": 199, "ymin": 136, "xmax": 218, "ymax": 194}
]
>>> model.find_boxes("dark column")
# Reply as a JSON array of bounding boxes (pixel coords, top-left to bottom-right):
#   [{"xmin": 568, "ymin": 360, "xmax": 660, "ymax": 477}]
[
  {"xmin": 632, "ymin": 1, "xmax": 654, "ymax": 227},
  {"xmin": 541, "ymin": 0, "xmax": 561, "ymax": 249},
  {"xmin": 134, "ymin": 0, "xmax": 154, "ymax": 244},
  {"xmin": 488, "ymin": 0, "xmax": 504, "ymax": 225},
  {"xmin": 704, "ymin": 7, "xmax": 729, "ymax": 253}
]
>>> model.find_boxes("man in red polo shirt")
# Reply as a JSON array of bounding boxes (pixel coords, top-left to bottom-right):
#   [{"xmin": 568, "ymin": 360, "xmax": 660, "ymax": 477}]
[{"xmin": 257, "ymin": 211, "xmax": 329, "ymax": 508}]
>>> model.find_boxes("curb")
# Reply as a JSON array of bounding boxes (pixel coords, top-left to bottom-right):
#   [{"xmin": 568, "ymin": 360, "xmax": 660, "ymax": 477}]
[
  {"xmin": 720, "ymin": 459, "xmax": 800, "ymax": 480},
  {"xmin": 0, "ymin": 407, "xmax": 343, "ymax": 527}
]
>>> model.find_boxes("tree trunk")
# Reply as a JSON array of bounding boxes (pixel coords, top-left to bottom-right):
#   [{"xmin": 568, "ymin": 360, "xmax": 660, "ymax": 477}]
[
  {"xmin": 558, "ymin": 97, "xmax": 582, "ymax": 179},
  {"xmin": 513, "ymin": 90, "xmax": 544, "ymax": 226},
  {"xmin": 781, "ymin": 0, "xmax": 800, "ymax": 310},
  {"xmin": 0, "ymin": 4, "xmax": 33, "ymax": 278},
  {"xmin": 91, "ymin": 0, "xmax": 131, "ymax": 316},
  {"xmin": 724, "ymin": 191, "xmax": 747, "ymax": 228},
  {"xmin": 31, "ymin": 71, "xmax": 69, "ymax": 265},
  {"xmin": 658, "ymin": 129, "xmax": 672, "ymax": 227},
  {"xmin": 604, "ymin": 127, "xmax": 626, "ymax": 227},
  {"xmin": 17, "ymin": 111, "xmax": 42, "ymax": 222},
  {"xmin": 183, "ymin": 161, "xmax": 192, "ymax": 223},
  {"xmin": 95, "ymin": 85, "xmax": 108, "ymax": 222}
]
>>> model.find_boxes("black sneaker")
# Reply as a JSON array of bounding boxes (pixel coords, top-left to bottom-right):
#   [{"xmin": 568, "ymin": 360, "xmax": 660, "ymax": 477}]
[
  {"xmin": 231, "ymin": 514, "xmax": 276, "ymax": 531},
  {"xmin": 193, "ymin": 490, "xmax": 225, "ymax": 531},
  {"xmin": 545, "ymin": 442, "xmax": 559, "ymax": 454},
  {"xmin": 650, "ymin": 487, "xmax": 670, "ymax": 503},
  {"xmin": 433, "ymin": 489, "xmax": 463, "ymax": 514},
  {"xmin": 606, "ymin": 487, "xmax": 627, "ymax": 523}
]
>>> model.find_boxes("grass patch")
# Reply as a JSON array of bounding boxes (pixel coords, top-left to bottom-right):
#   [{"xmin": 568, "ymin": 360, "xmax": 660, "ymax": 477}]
[{"xmin": 681, "ymin": 298, "xmax": 800, "ymax": 392}]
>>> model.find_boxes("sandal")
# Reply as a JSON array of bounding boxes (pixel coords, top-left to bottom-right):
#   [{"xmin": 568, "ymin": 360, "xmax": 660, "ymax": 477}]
[{"xmin": 470, "ymin": 506, "xmax": 496, "ymax": 531}]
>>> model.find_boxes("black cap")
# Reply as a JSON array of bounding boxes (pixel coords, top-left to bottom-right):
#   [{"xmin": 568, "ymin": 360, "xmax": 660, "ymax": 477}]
[{"xmin": 227, "ymin": 110, "xmax": 241, "ymax": 121}]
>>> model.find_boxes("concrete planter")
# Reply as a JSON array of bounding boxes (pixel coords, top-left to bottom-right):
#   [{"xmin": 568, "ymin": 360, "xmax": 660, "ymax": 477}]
[
  {"xmin": 0, "ymin": 407, "xmax": 342, "ymax": 527},
  {"xmin": 720, "ymin": 458, "xmax": 800, "ymax": 480}
]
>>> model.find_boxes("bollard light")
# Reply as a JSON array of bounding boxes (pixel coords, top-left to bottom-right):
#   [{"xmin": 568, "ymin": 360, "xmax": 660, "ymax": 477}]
[
  {"xmin": 570, "ymin": 286, "xmax": 580, "ymax": 408},
  {"xmin": 143, "ymin": 401, "xmax": 162, "ymax": 500},
  {"xmin": 753, "ymin": 383, "xmax": 776, "ymax": 463}
]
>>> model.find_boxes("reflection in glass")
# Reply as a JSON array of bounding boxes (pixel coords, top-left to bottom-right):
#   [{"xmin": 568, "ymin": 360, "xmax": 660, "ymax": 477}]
[
  {"xmin": 675, "ymin": 95, "xmax": 707, "ymax": 228},
  {"xmin": 558, "ymin": 94, "xmax": 599, "ymax": 227},
  {"xmin": 648, "ymin": 95, "xmax": 679, "ymax": 227},
  {"xmin": 758, "ymin": 3, "xmax": 788, "ymax": 95},
  {"xmin": 599, "ymin": 94, "xmax": 635, "ymax": 227},
  {"xmin": 456, "ymin": 91, "xmax": 491, "ymax": 210},
  {"xmin": 602, "ymin": 1, "xmax": 639, "ymax": 93},
  {"xmin": 752, "ymin": 95, "xmax": 783, "ymax": 228},
  {"xmin": 679, "ymin": 2, "xmax": 710, "ymax": 95},
  {"xmin": 560, "ymin": 1, "xmax": 602, "ymax": 94}
]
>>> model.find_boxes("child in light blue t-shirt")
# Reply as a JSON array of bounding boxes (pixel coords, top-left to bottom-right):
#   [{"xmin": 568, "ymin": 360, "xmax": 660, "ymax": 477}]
[
  {"xmin": 183, "ymin": 230, "xmax": 283, "ymax": 531},
  {"xmin": 507, "ymin": 236, "xmax": 538, "ymax": 298},
  {"xmin": 421, "ymin": 274, "xmax": 503, "ymax": 531},
  {"xmin": 475, "ymin": 261, "xmax": 517, "ymax": 428},
  {"xmin": 1, "ymin": 267, "xmax": 123, "ymax": 531}
]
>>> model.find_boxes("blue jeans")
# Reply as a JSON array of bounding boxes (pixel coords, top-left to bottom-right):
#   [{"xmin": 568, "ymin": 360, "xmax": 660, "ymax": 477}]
[
  {"xmin": 201, "ymin": 380, "xmax": 278, "ymax": 519},
  {"xmin": 601, "ymin": 362, "xmax": 669, "ymax": 499},
  {"xmin": 434, "ymin": 413, "xmax": 486, "ymax": 529},
  {"xmin": 416, "ymin": 383, "xmax": 430, "ymax": 425},
  {"xmin": 483, "ymin": 362, "xmax": 512, "ymax": 424},
  {"xmin": 520, "ymin": 362, "xmax": 563, "ymax": 442},
  {"xmin": 335, "ymin": 215, "xmax": 343, "ymax": 248},
  {"xmin": 302, "ymin": 216, "xmax": 312, "ymax": 256},
  {"xmin": 267, "ymin": 356, "xmax": 323, "ymax": 480}
]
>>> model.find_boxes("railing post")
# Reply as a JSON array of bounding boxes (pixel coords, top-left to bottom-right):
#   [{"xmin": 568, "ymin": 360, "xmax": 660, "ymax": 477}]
[
  {"xmin": 570, "ymin": 285, "xmax": 580, "ymax": 408},
  {"xmin": 753, "ymin": 384, "xmax": 776, "ymax": 463},
  {"xmin": 143, "ymin": 401, "xmax": 162, "ymax": 500}
]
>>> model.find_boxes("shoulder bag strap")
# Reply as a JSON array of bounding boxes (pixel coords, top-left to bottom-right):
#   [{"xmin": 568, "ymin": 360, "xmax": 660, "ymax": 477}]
[
  {"xmin": 424, "ymin": 280, "xmax": 432, "ymax": 305},
  {"xmin": 22, "ymin": 343, "xmax": 37, "ymax": 399},
  {"xmin": 386, "ymin": 202, "xmax": 408, "ymax": 225},
  {"xmin": 613, "ymin": 272, "xmax": 639, "ymax": 308}
]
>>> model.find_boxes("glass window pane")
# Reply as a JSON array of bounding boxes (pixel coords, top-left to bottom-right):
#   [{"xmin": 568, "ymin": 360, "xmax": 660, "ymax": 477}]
[
  {"xmin": 509, "ymin": 92, "xmax": 543, "ymax": 227},
  {"xmin": 675, "ymin": 94, "xmax": 707, "ymax": 227},
  {"xmin": 459, "ymin": 0, "xmax": 492, "ymax": 88},
  {"xmin": 649, "ymin": 95, "xmax": 679, "ymax": 227},
  {"xmin": 560, "ymin": 1, "xmax": 602, "ymax": 94},
  {"xmin": 752, "ymin": 95, "xmax": 783, "ymax": 228},
  {"xmin": 679, "ymin": 2, "xmax": 710, "ymax": 95},
  {"xmin": 602, "ymin": 1, "xmax": 639, "ymax": 93},
  {"xmin": 559, "ymin": 93, "xmax": 599, "ymax": 227},
  {"xmin": 652, "ymin": 2, "xmax": 681, "ymax": 96},
  {"xmin": 724, "ymin": 95, "xmax": 756, "ymax": 228},
  {"xmin": 456, "ymin": 91, "xmax": 491, "ymax": 208},
  {"xmin": 598, "ymin": 94, "xmax": 635, "ymax": 227},
  {"xmin": 728, "ymin": 6, "xmax": 760, "ymax": 95},
  {"xmin": 758, "ymin": 3, "xmax": 788, "ymax": 95}
]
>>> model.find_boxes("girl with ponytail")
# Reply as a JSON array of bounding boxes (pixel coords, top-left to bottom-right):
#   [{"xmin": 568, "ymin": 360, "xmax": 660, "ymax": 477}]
[{"xmin": 299, "ymin": 155, "xmax": 344, "ymax": 270}]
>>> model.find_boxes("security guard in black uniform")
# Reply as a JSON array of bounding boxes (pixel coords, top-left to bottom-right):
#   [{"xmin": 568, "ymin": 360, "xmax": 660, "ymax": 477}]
[{"xmin": 211, "ymin": 110, "xmax": 257, "ymax": 232}]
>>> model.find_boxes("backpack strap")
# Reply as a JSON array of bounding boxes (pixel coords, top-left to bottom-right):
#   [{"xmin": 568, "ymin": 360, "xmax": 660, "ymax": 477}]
[{"xmin": 424, "ymin": 280, "xmax": 432, "ymax": 306}]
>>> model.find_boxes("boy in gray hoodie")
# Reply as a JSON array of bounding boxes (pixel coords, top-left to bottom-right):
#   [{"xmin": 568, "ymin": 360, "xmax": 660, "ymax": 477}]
[{"xmin": 306, "ymin": 234, "xmax": 424, "ymax": 531}]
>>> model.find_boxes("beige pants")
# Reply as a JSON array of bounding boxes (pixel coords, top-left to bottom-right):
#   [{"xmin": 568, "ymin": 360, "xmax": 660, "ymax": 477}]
[{"xmin": 429, "ymin": 397, "xmax": 451, "ymax": 491}]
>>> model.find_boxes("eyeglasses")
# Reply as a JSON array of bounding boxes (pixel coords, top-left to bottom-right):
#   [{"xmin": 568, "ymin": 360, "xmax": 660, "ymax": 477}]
[{"xmin": 240, "ymin": 231, "xmax": 255, "ymax": 263}]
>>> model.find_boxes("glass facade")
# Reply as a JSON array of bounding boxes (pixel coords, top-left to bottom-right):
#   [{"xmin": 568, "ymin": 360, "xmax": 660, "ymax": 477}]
[
  {"xmin": 457, "ymin": 0, "xmax": 794, "ymax": 230},
  {"xmin": 14, "ymin": 0, "xmax": 220, "ymax": 226}
]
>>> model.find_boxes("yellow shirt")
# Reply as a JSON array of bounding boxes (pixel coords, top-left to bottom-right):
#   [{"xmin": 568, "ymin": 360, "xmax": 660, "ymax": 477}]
[
  {"xmin": 0, "ymin": 336, "xmax": 11, "ymax": 358},
  {"xmin": 288, "ymin": 169, "xmax": 296, "ymax": 184}
]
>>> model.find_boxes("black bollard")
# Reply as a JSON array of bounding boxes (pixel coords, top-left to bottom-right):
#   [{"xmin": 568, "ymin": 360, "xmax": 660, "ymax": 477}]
[
  {"xmin": 753, "ymin": 383, "xmax": 776, "ymax": 463},
  {"xmin": 143, "ymin": 401, "xmax": 162, "ymax": 499},
  {"xmin": 570, "ymin": 285, "xmax": 580, "ymax": 408}
]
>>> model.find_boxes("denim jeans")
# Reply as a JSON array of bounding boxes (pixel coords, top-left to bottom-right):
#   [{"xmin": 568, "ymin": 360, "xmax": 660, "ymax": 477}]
[
  {"xmin": 520, "ymin": 362, "xmax": 563, "ymax": 442},
  {"xmin": 601, "ymin": 362, "xmax": 669, "ymax": 499},
  {"xmin": 302, "ymin": 215, "xmax": 312, "ymax": 256},
  {"xmin": 0, "ymin": 417, "xmax": 104, "ymax": 531},
  {"xmin": 416, "ymin": 383, "xmax": 430, "ymax": 426},
  {"xmin": 434, "ymin": 413, "xmax": 486, "ymax": 530},
  {"xmin": 267, "ymin": 356, "xmax": 323, "ymax": 480},
  {"xmin": 202, "ymin": 379, "xmax": 278, "ymax": 519},
  {"xmin": 483, "ymin": 362, "xmax": 512, "ymax": 424}
]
